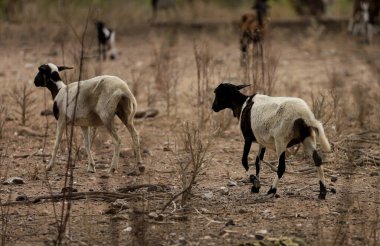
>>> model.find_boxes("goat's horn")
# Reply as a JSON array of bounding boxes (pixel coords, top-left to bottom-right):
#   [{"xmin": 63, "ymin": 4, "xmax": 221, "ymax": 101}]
[
  {"xmin": 236, "ymin": 84, "xmax": 250, "ymax": 90},
  {"xmin": 58, "ymin": 66, "xmax": 73, "ymax": 71}
]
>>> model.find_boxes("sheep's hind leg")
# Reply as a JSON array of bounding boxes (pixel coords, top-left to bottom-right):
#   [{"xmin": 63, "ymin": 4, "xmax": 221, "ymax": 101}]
[
  {"xmin": 251, "ymin": 146, "xmax": 265, "ymax": 193},
  {"xmin": 81, "ymin": 127, "xmax": 96, "ymax": 173},
  {"xmin": 104, "ymin": 123, "xmax": 121, "ymax": 173},
  {"xmin": 303, "ymin": 136, "xmax": 327, "ymax": 199},
  {"xmin": 117, "ymin": 106, "xmax": 144, "ymax": 173}
]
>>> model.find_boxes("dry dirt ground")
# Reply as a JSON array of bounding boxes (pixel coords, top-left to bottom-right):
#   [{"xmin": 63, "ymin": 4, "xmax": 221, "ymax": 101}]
[{"xmin": 0, "ymin": 21, "xmax": 379, "ymax": 246}]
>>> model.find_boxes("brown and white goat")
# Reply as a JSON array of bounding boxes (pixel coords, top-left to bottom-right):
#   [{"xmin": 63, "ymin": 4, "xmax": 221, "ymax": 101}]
[
  {"xmin": 34, "ymin": 63, "xmax": 142, "ymax": 173},
  {"xmin": 239, "ymin": 11, "xmax": 268, "ymax": 66}
]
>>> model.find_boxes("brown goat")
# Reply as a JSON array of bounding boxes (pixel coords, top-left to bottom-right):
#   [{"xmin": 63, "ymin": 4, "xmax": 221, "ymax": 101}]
[{"xmin": 239, "ymin": 12, "xmax": 268, "ymax": 66}]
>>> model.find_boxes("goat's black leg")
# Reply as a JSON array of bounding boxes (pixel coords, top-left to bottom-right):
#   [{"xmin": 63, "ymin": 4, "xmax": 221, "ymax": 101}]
[
  {"xmin": 242, "ymin": 139, "xmax": 252, "ymax": 173},
  {"xmin": 98, "ymin": 41, "xmax": 101, "ymax": 60},
  {"xmin": 267, "ymin": 151, "xmax": 286, "ymax": 195},
  {"xmin": 240, "ymin": 34, "xmax": 249, "ymax": 67},
  {"xmin": 251, "ymin": 146, "xmax": 265, "ymax": 193}
]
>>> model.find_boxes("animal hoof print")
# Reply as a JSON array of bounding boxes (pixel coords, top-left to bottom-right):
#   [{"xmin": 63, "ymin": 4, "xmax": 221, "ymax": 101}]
[
  {"xmin": 267, "ymin": 187, "xmax": 277, "ymax": 195},
  {"xmin": 251, "ymin": 185, "xmax": 260, "ymax": 193}
]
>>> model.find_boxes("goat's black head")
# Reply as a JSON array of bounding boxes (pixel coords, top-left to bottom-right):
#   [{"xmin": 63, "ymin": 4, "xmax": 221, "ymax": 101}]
[
  {"xmin": 95, "ymin": 21, "xmax": 105, "ymax": 31},
  {"xmin": 34, "ymin": 63, "xmax": 72, "ymax": 87},
  {"xmin": 212, "ymin": 83, "xmax": 250, "ymax": 113}
]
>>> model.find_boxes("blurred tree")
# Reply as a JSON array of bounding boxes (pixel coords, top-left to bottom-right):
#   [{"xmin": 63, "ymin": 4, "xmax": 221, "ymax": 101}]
[{"xmin": 289, "ymin": 0, "xmax": 328, "ymax": 17}]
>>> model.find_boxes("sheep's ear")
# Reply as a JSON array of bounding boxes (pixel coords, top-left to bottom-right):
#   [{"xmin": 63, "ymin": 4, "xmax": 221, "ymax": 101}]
[
  {"xmin": 58, "ymin": 66, "xmax": 73, "ymax": 72},
  {"xmin": 236, "ymin": 84, "xmax": 250, "ymax": 90}
]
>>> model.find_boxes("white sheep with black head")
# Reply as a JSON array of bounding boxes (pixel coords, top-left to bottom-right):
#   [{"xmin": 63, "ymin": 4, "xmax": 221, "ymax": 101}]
[
  {"xmin": 212, "ymin": 83, "xmax": 331, "ymax": 199},
  {"xmin": 34, "ymin": 63, "xmax": 142, "ymax": 173}
]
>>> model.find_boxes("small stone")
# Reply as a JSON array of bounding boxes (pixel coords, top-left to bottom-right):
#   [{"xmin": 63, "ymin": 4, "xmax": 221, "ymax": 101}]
[
  {"xmin": 163, "ymin": 146, "xmax": 171, "ymax": 152},
  {"xmin": 112, "ymin": 199, "xmax": 129, "ymax": 209},
  {"xmin": 148, "ymin": 212, "xmax": 159, "ymax": 219},
  {"xmin": 123, "ymin": 226, "xmax": 132, "ymax": 232},
  {"xmin": 330, "ymin": 176, "xmax": 338, "ymax": 182},
  {"xmin": 61, "ymin": 187, "xmax": 78, "ymax": 193},
  {"xmin": 203, "ymin": 235, "xmax": 212, "ymax": 240},
  {"xmin": 255, "ymin": 229, "xmax": 267, "ymax": 240},
  {"xmin": 330, "ymin": 188, "xmax": 337, "ymax": 194},
  {"xmin": 227, "ymin": 180, "xmax": 237, "ymax": 187},
  {"xmin": 203, "ymin": 191, "xmax": 213, "ymax": 199},
  {"xmin": 370, "ymin": 172, "xmax": 379, "ymax": 177},
  {"xmin": 16, "ymin": 194, "xmax": 28, "ymax": 201},
  {"xmin": 3, "ymin": 177, "xmax": 25, "ymax": 185},
  {"xmin": 219, "ymin": 187, "xmax": 229, "ymax": 196}
]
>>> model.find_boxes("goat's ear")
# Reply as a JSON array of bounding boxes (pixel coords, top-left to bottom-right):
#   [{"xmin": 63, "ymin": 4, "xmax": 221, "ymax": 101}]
[
  {"xmin": 58, "ymin": 66, "xmax": 73, "ymax": 72},
  {"xmin": 236, "ymin": 84, "xmax": 250, "ymax": 90}
]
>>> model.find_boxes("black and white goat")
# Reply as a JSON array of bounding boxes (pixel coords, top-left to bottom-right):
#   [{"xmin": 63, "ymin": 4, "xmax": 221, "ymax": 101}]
[
  {"xmin": 34, "ymin": 63, "xmax": 142, "ymax": 173},
  {"xmin": 212, "ymin": 83, "xmax": 331, "ymax": 199},
  {"xmin": 348, "ymin": 0, "xmax": 380, "ymax": 43},
  {"xmin": 95, "ymin": 21, "xmax": 117, "ymax": 60}
]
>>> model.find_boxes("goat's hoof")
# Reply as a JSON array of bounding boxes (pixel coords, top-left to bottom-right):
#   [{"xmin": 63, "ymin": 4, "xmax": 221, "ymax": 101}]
[
  {"xmin": 127, "ymin": 170, "xmax": 140, "ymax": 176},
  {"xmin": 267, "ymin": 187, "xmax": 277, "ymax": 195},
  {"xmin": 108, "ymin": 168, "xmax": 116, "ymax": 174},
  {"xmin": 87, "ymin": 168, "xmax": 96, "ymax": 173},
  {"xmin": 138, "ymin": 165, "xmax": 145, "ymax": 173},
  {"xmin": 250, "ymin": 175, "xmax": 261, "ymax": 193},
  {"xmin": 318, "ymin": 192, "xmax": 327, "ymax": 200},
  {"xmin": 251, "ymin": 186, "xmax": 260, "ymax": 193},
  {"xmin": 46, "ymin": 165, "xmax": 52, "ymax": 171}
]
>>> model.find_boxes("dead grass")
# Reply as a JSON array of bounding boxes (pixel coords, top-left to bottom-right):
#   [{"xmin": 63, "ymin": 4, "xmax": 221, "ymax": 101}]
[{"xmin": 10, "ymin": 82, "xmax": 36, "ymax": 126}]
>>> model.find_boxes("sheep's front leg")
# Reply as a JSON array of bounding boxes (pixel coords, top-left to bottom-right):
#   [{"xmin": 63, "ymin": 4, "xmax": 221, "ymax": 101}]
[
  {"xmin": 251, "ymin": 146, "xmax": 265, "ymax": 193},
  {"xmin": 47, "ymin": 121, "xmax": 64, "ymax": 171},
  {"xmin": 105, "ymin": 124, "xmax": 121, "ymax": 173},
  {"xmin": 81, "ymin": 127, "xmax": 96, "ymax": 173}
]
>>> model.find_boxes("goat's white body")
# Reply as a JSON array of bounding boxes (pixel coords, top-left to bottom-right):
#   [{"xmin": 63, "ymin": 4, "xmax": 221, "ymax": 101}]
[
  {"xmin": 241, "ymin": 94, "xmax": 330, "ymax": 154},
  {"xmin": 49, "ymin": 74, "xmax": 141, "ymax": 173}
]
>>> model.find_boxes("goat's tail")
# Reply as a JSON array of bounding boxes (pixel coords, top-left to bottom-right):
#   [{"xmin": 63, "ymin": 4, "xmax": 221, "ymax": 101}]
[{"xmin": 308, "ymin": 119, "xmax": 331, "ymax": 152}]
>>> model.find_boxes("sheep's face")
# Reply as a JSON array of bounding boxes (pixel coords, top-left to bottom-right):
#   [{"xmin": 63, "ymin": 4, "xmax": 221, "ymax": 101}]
[
  {"xmin": 34, "ymin": 63, "xmax": 72, "ymax": 87},
  {"xmin": 212, "ymin": 83, "xmax": 249, "ymax": 112}
]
